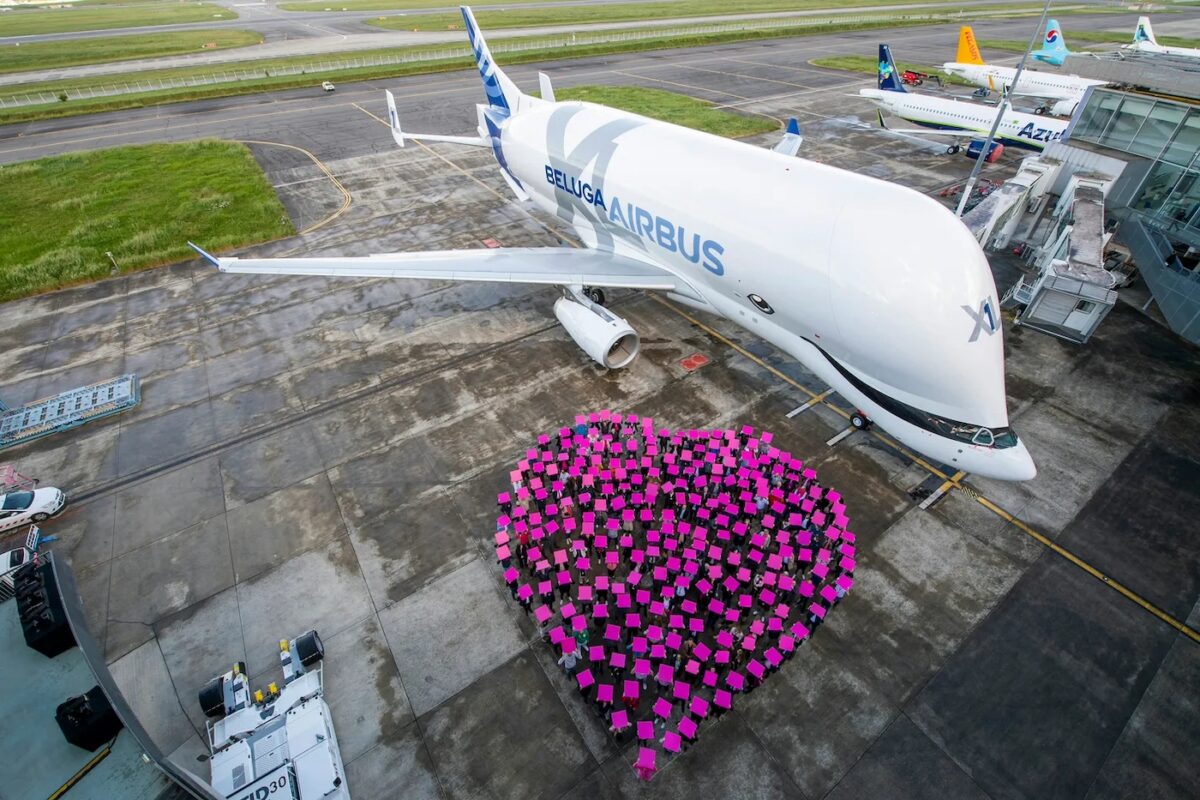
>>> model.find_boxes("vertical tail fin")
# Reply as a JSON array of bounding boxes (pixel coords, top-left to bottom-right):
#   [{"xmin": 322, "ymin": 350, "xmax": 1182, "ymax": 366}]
[
  {"xmin": 461, "ymin": 6, "xmax": 523, "ymax": 112},
  {"xmin": 956, "ymin": 27, "xmax": 984, "ymax": 65},
  {"xmin": 1043, "ymin": 19, "xmax": 1068, "ymax": 54},
  {"xmin": 877, "ymin": 44, "xmax": 905, "ymax": 92},
  {"xmin": 1134, "ymin": 16, "xmax": 1156, "ymax": 44},
  {"xmin": 1032, "ymin": 19, "xmax": 1069, "ymax": 65}
]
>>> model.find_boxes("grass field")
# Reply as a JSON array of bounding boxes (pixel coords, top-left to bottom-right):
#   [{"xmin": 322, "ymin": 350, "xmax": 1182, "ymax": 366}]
[
  {"xmin": 281, "ymin": 0, "xmax": 567, "ymax": 10},
  {"xmin": 365, "ymin": 0, "xmax": 971, "ymax": 31},
  {"xmin": 809, "ymin": 55, "xmax": 973, "ymax": 86},
  {"xmin": 0, "ymin": 30, "xmax": 263, "ymax": 76},
  {"xmin": 0, "ymin": 141, "xmax": 291, "ymax": 302},
  {"xmin": 292, "ymin": 0, "xmax": 948, "ymax": 13},
  {"xmin": 553, "ymin": 86, "xmax": 776, "ymax": 137},
  {"xmin": 0, "ymin": 2, "xmax": 235, "ymax": 37},
  {"xmin": 0, "ymin": 16, "xmax": 958, "ymax": 125},
  {"xmin": 980, "ymin": 29, "xmax": 1200, "ymax": 52}
]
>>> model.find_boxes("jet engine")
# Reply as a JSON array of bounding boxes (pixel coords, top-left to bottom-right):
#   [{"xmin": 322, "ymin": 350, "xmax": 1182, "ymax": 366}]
[
  {"xmin": 553, "ymin": 296, "xmax": 640, "ymax": 369},
  {"xmin": 1050, "ymin": 98, "xmax": 1078, "ymax": 117}
]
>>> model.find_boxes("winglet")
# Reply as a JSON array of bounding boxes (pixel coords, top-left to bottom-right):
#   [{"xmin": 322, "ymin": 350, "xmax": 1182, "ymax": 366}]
[
  {"xmin": 538, "ymin": 72, "xmax": 555, "ymax": 103},
  {"xmin": 188, "ymin": 241, "xmax": 221, "ymax": 269},
  {"xmin": 772, "ymin": 117, "xmax": 803, "ymax": 157},
  {"xmin": 385, "ymin": 89, "xmax": 405, "ymax": 148}
]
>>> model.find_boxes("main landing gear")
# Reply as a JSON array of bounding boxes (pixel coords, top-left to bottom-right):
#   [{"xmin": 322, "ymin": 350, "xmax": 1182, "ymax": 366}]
[
  {"xmin": 849, "ymin": 411, "xmax": 873, "ymax": 431},
  {"xmin": 584, "ymin": 287, "xmax": 607, "ymax": 306},
  {"xmin": 946, "ymin": 143, "xmax": 962, "ymax": 155}
]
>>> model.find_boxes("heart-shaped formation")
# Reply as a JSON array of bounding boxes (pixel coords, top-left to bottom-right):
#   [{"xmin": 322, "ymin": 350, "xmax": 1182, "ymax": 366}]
[{"xmin": 494, "ymin": 410, "xmax": 856, "ymax": 779}]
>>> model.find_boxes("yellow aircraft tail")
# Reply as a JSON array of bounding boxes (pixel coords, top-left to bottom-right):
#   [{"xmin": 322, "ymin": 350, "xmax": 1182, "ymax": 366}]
[{"xmin": 956, "ymin": 26, "xmax": 984, "ymax": 64}]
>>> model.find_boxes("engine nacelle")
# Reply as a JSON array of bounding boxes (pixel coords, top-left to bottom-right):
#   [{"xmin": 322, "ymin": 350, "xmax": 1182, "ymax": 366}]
[
  {"xmin": 1050, "ymin": 98, "xmax": 1078, "ymax": 118},
  {"xmin": 553, "ymin": 296, "xmax": 640, "ymax": 369}
]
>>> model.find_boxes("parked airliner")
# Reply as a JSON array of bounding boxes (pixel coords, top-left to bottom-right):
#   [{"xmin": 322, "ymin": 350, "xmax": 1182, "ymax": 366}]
[
  {"xmin": 862, "ymin": 44, "xmax": 1069, "ymax": 153},
  {"xmin": 942, "ymin": 26, "xmax": 1106, "ymax": 115},
  {"xmin": 1031, "ymin": 18, "xmax": 1072, "ymax": 66},
  {"xmin": 189, "ymin": 8, "xmax": 1037, "ymax": 481},
  {"xmin": 1126, "ymin": 16, "xmax": 1200, "ymax": 59}
]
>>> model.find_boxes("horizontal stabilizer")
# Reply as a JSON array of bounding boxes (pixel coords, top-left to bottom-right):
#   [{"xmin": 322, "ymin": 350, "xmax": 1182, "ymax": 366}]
[
  {"xmin": 191, "ymin": 245, "xmax": 681, "ymax": 290},
  {"xmin": 772, "ymin": 117, "xmax": 803, "ymax": 157},
  {"xmin": 384, "ymin": 89, "xmax": 488, "ymax": 148}
]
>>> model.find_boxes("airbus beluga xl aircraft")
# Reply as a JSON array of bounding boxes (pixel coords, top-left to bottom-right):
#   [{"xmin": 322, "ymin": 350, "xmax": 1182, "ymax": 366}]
[{"xmin": 189, "ymin": 6, "xmax": 1037, "ymax": 481}]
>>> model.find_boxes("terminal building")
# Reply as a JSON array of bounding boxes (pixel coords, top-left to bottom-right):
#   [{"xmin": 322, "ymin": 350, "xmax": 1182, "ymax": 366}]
[
  {"xmin": 967, "ymin": 49, "xmax": 1200, "ymax": 345},
  {"xmin": 1055, "ymin": 51, "xmax": 1199, "ymax": 344}
]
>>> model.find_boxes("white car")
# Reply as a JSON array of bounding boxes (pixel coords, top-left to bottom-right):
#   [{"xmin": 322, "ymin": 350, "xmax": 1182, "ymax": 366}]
[
  {"xmin": 321, "ymin": 81, "xmax": 336, "ymax": 92},
  {"xmin": 0, "ymin": 488, "xmax": 66, "ymax": 532}
]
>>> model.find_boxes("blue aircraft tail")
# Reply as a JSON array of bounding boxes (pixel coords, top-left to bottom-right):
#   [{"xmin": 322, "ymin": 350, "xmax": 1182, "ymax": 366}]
[
  {"xmin": 877, "ymin": 44, "xmax": 906, "ymax": 92},
  {"xmin": 1031, "ymin": 18, "xmax": 1070, "ymax": 66},
  {"xmin": 1133, "ymin": 16, "xmax": 1156, "ymax": 45},
  {"xmin": 461, "ymin": 5, "xmax": 523, "ymax": 112}
]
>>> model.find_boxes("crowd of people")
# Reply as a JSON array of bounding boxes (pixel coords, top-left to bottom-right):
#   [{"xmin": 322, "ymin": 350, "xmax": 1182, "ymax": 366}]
[{"xmin": 494, "ymin": 410, "xmax": 856, "ymax": 780}]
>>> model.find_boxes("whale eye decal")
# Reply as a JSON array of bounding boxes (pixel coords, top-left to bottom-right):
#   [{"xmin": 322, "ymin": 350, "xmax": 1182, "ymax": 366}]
[{"xmin": 748, "ymin": 294, "xmax": 774, "ymax": 314}]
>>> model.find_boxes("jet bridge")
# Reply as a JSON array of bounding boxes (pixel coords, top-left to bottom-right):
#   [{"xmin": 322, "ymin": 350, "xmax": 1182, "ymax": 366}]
[{"xmin": 1001, "ymin": 177, "xmax": 1120, "ymax": 343}]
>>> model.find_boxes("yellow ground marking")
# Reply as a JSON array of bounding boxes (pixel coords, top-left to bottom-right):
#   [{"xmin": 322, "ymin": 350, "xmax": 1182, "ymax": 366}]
[
  {"xmin": 651, "ymin": 295, "xmax": 1200, "ymax": 644},
  {"xmin": 237, "ymin": 139, "xmax": 352, "ymax": 235}
]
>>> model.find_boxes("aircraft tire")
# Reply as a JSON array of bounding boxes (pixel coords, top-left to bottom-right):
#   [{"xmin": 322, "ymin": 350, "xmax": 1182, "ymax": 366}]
[
  {"xmin": 295, "ymin": 629, "xmax": 324, "ymax": 667},
  {"xmin": 199, "ymin": 676, "xmax": 226, "ymax": 719},
  {"xmin": 850, "ymin": 413, "xmax": 872, "ymax": 431},
  {"xmin": 946, "ymin": 144, "xmax": 961, "ymax": 155},
  {"xmin": 585, "ymin": 287, "xmax": 607, "ymax": 306}
]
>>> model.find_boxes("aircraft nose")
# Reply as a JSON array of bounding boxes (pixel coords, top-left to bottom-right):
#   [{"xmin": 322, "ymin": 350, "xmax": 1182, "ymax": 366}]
[
  {"xmin": 968, "ymin": 437, "xmax": 1037, "ymax": 482},
  {"xmin": 1005, "ymin": 438, "xmax": 1038, "ymax": 481}
]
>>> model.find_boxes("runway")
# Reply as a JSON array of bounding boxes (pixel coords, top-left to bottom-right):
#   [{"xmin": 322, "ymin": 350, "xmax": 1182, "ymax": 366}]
[
  {"xmin": 0, "ymin": 13, "xmax": 1197, "ymax": 800},
  {"xmin": 0, "ymin": 11, "xmax": 1180, "ymax": 165}
]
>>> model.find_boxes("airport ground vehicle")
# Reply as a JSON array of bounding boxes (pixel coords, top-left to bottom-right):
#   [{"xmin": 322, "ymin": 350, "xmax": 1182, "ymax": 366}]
[
  {"xmin": 0, "ymin": 487, "xmax": 65, "ymax": 532},
  {"xmin": 900, "ymin": 70, "xmax": 940, "ymax": 86},
  {"xmin": 0, "ymin": 526, "xmax": 42, "ymax": 602},
  {"xmin": 321, "ymin": 81, "xmax": 336, "ymax": 92},
  {"xmin": 200, "ymin": 630, "xmax": 349, "ymax": 800}
]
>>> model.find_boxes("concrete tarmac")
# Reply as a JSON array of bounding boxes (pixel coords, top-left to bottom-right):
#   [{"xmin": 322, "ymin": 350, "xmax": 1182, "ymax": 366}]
[{"xmin": 0, "ymin": 17, "xmax": 1197, "ymax": 800}]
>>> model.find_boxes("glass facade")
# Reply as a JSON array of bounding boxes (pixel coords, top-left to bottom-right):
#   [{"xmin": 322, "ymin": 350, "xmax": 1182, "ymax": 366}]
[{"xmin": 1072, "ymin": 89, "xmax": 1200, "ymax": 237}]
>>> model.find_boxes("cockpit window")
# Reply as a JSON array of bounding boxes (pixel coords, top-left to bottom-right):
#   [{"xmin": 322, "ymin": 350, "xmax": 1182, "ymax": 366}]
[{"xmin": 810, "ymin": 341, "xmax": 1021, "ymax": 450}]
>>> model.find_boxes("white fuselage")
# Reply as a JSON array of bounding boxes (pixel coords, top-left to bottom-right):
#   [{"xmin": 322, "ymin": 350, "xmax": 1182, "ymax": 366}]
[
  {"xmin": 942, "ymin": 62, "xmax": 1105, "ymax": 102},
  {"xmin": 496, "ymin": 99, "xmax": 1036, "ymax": 479},
  {"xmin": 1125, "ymin": 40, "xmax": 1200, "ymax": 58},
  {"xmin": 859, "ymin": 88, "xmax": 1069, "ymax": 151}
]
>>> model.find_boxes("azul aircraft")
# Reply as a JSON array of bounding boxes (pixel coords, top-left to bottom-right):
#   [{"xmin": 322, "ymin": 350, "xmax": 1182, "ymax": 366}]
[
  {"xmin": 1031, "ymin": 18, "xmax": 1073, "ymax": 66},
  {"xmin": 189, "ymin": 7, "xmax": 1037, "ymax": 481},
  {"xmin": 1125, "ymin": 16, "xmax": 1200, "ymax": 59},
  {"xmin": 862, "ymin": 44, "xmax": 1069, "ymax": 153},
  {"xmin": 942, "ymin": 26, "xmax": 1105, "ymax": 116}
]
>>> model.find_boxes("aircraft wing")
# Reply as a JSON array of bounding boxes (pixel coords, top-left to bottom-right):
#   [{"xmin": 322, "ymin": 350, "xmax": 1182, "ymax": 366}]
[{"xmin": 187, "ymin": 243, "xmax": 680, "ymax": 290}]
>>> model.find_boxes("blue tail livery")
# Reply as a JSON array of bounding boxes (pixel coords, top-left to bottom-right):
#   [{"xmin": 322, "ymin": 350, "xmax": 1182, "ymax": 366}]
[
  {"xmin": 461, "ymin": 5, "xmax": 523, "ymax": 112},
  {"xmin": 877, "ymin": 44, "xmax": 906, "ymax": 92}
]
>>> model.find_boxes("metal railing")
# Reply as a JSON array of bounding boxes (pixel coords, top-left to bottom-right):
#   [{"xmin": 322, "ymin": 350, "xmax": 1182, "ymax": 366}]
[{"xmin": 0, "ymin": 7, "xmax": 1066, "ymax": 109}]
